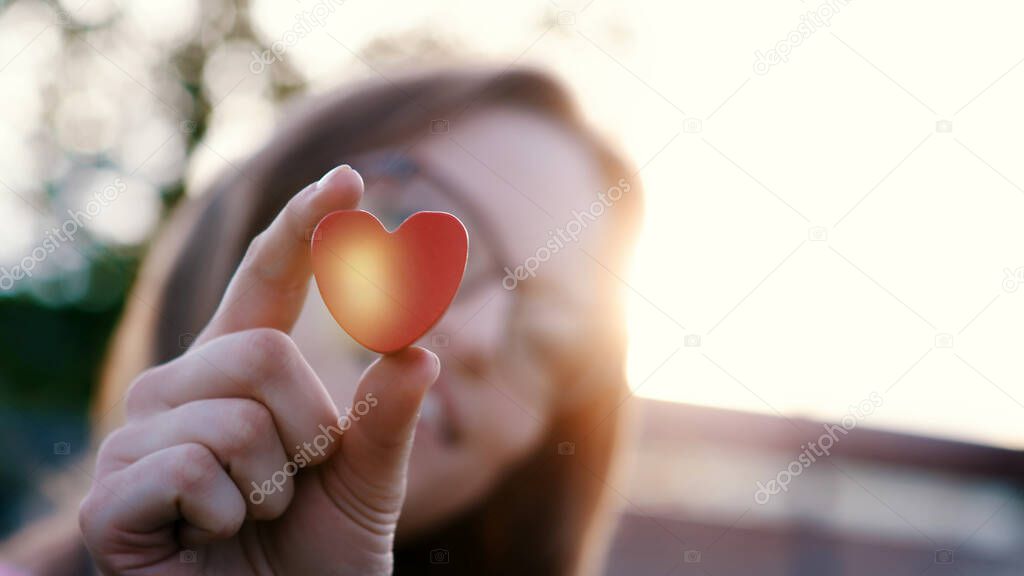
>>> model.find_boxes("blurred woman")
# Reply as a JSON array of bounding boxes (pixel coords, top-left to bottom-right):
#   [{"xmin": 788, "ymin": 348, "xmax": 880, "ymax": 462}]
[{"xmin": 1, "ymin": 65, "xmax": 642, "ymax": 575}]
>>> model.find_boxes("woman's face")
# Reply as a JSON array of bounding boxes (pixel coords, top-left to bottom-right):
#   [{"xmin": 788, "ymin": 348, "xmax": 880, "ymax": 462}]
[{"xmin": 290, "ymin": 106, "xmax": 610, "ymax": 537}]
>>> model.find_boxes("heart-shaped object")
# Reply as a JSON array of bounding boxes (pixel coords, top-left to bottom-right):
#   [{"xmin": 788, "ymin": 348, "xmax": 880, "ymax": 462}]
[{"xmin": 310, "ymin": 210, "xmax": 468, "ymax": 354}]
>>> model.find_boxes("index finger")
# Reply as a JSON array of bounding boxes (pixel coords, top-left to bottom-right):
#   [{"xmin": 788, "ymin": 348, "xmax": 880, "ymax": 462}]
[{"xmin": 195, "ymin": 165, "xmax": 363, "ymax": 346}]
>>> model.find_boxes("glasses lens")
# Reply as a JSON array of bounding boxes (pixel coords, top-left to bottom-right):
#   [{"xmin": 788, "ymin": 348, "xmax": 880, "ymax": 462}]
[{"xmin": 358, "ymin": 162, "xmax": 502, "ymax": 300}]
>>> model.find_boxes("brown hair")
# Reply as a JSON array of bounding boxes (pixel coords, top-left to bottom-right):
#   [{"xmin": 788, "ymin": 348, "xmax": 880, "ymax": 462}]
[{"xmin": 95, "ymin": 65, "xmax": 643, "ymax": 575}]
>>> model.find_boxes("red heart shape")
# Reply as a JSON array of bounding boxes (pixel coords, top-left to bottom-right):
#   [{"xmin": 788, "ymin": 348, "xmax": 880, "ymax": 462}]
[{"xmin": 310, "ymin": 210, "xmax": 468, "ymax": 354}]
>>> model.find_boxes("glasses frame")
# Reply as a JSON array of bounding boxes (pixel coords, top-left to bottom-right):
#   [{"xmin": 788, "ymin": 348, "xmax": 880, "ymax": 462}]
[{"xmin": 350, "ymin": 150, "xmax": 515, "ymax": 301}]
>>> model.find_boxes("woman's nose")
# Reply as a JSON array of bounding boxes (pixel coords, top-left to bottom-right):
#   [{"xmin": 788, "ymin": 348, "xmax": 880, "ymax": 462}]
[{"xmin": 423, "ymin": 288, "xmax": 511, "ymax": 370}]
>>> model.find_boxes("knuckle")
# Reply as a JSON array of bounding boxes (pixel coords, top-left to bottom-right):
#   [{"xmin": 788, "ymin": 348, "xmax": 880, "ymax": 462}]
[
  {"xmin": 241, "ymin": 231, "xmax": 268, "ymax": 266},
  {"xmin": 95, "ymin": 429, "xmax": 120, "ymax": 460},
  {"xmin": 324, "ymin": 460, "xmax": 403, "ymax": 538},
  {"xmin": 94, "ymin": 427, "xmax": 131, "ymax": 473},
  {"xmin": 223, "ymin": 401, "xmax": 275, "ymax": 454},
  {"xmin": 242, "ymin": 328, "xmax": 298, "ymax": 379},
  {"xmin": 282, "ymin": 200, "xmax": 310, "ymax": 243},
  {"xmin": 78, "ymin": 488, "xmax": 105, "ymax": 535},
  {"xmin": 239, "ymin": 232, "xmax": 277, "ymax": 282},
  {"xmin": 124, "ymin": 365, "xmax": 166, "ymax": 416},
  {"xmin": 172, "ymin": 445, "xmax": 222, "ymax": 493},
  {"xmin": 209, "ymin": 510, "xmax": 245, "ymax": 541},
  {"xmin": 249, "ymin": 480, "xmax": 293, "ymax": 521}
]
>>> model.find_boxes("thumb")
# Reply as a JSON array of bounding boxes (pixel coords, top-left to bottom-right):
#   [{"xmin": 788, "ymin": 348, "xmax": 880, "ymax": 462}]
[{"xmin": 330, "ymin": 347, "xmax": 439, "ymax": 508}]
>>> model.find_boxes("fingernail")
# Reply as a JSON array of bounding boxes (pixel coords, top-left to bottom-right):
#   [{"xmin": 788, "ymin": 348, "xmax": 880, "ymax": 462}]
[
  {"xmin": 427, "ymin": 349, "xmax": 441, "ymax": 376},
  {"xmin": 316, "ymin": 164, "xmax": 352, "ymax": 190}
]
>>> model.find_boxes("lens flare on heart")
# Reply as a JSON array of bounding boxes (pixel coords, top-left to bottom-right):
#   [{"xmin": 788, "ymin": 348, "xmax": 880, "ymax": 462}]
[
  {"xmin": 324, "ymin": 239, "xmax": 399, "ymax": 336},
  {"xmin": 311, "ymin": 210, "xmax": 468, "ymax": 354}
]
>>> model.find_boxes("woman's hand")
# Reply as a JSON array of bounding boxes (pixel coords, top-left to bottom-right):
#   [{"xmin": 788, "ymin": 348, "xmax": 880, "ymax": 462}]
[{"xmin": 79, "ymin": 166, "xmax": 440, "ymax": 575}]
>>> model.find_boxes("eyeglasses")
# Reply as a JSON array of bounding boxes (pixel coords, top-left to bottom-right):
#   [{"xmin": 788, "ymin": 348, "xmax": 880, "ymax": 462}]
[
  {"xmin": 350, "ymin": 150, "xmax": 512, "ymax": 303},
  {"xmin": 345, "ymin": 151, "xmax": 596, "ymax": 405}
]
